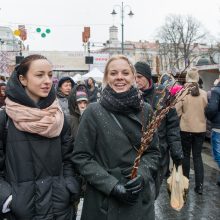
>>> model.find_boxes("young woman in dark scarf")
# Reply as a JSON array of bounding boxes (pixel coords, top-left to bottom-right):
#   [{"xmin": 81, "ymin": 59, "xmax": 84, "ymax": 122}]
[
  {"xmin": 0, "ymin": 82, "xmax": 6, "ymax": 108},
  {"xmin": 0, "ymin": 54, "xmax": 79, "ymax": 220},
  {"xmin": 72, "ymin": 55, "xmax": 160, "ymax": 220}
]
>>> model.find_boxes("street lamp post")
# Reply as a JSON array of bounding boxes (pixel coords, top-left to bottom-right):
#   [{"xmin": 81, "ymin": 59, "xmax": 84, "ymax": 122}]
[{"xmin": 111, "ymin": 2, "xmax": 134, "ymax": 54}]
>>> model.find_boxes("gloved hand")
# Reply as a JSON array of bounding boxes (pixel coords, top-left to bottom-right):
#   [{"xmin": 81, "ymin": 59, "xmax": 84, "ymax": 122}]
[
  {"xmin": 121, "ymin": 167, "xmax": 133, "ymax": 179},
  {"xmin": 173, "ymin": 159, "xmax": 182, "ymax": 169},
  {"xmin": 121, "ymin": 167, "xmax": 144, "ymax": 189},
  {"xmin": 125, "ymin": 175, "xmax": 144, "ymax": 194},
  {"xmin": 111, "ymin": 183, "xmax": 138, "ymax": 205}
]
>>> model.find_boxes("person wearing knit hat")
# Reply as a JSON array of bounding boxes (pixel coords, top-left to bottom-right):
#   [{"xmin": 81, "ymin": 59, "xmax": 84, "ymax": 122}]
[
  {"xmin": 68, "ymin": 83, "xmax": 89, "ymax": 214},
  {"xmin": 76, "ymin": 90, "xmax": 88, "ymax": 102},
  {"xmin": 57, "ymin": 76, "xmax": 75, "ymax": 89},
  {"xmin": 176, "ymin": 67, "xmax": 207, "ymax": 194},
  {"xmin": 134, "ymin": 61, "xmax": 183, "ymax": 198},
  {"xmin": 76, "ymin": 90, "xmax": 89, "ymax": 114},
  {"xmin": 134, "ymin": 61, "xmax": 153, "ymax": 92},
  {"xmin": 57, "ymin": 76, "xmax": 75, "ymax": 121},
  {"xmin": 68, "ymin": 84, "xmax": 89, "ymax": 139}
]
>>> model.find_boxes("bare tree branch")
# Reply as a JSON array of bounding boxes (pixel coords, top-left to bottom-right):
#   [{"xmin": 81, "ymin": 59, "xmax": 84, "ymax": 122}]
[{"xmin": 157, "ymin": 14, "xmax": 207, "ymax": 70}]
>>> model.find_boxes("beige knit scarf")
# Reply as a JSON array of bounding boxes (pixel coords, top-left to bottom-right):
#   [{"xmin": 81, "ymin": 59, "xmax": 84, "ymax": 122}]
[{"xmin": 5, "ymin": 98, "xmax": 64, "ymax": 138}]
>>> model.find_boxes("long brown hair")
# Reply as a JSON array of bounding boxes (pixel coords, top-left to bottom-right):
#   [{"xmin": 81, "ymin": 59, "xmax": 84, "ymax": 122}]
[{"xmin": 190, "ymin": 82, "xmax": 200, "ymax": 96}]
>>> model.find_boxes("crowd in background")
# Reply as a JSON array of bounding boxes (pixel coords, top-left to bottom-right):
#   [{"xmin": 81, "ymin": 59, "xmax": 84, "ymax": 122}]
[{"xmin": 0, "ymin": 54, "xmax": 219, "ymax": 220}]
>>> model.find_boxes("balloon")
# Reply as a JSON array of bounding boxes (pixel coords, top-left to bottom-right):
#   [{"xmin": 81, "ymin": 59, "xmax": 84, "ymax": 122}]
[
  {"xmin": 46, "ymin": 29, "xmax": 51, "ymax": 34},
  {"xmin": 14, "ymin": 30, "xmax": 21, "ymax": 36},
  {"xmin": 36, "ymin": 28, "xmax": 41, "ymax": 33},
  {"xmin": 41, "ymin": 33, "xmax": 46, "ymax": 38}
]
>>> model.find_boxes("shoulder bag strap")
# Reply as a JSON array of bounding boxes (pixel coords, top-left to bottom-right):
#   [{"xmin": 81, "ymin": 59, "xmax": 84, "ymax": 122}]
[{"xmin": 110, "ymin": 113, "xmax": 139, "ymax": 152}]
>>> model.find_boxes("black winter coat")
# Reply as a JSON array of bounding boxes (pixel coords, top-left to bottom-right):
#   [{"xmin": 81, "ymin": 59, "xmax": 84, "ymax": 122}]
[
  {"xmin": 143, "ymin": 85, "xmax": 183, "ymax": 163},
  {"xmin": 72, "ymin": 102, "xmax": 160, "ymax": 220},
  {"xmin": 0, "ymin": 71, "xmax": 79, "ymax": 220},
  {"xmin": 205, "ymin": 83, "xmax": 220, "ymax": 128},
  {"xmin": 142, "ymin": 84, "xmax": 183, "ymax": 195}
]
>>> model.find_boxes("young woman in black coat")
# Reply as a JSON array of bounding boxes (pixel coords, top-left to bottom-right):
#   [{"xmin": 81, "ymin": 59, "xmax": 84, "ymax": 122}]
[
  {"xmin": 0, "ymin": 54, "xmax": 79, "ymax": 220},
  {"xmin": 72, "ymin": 55, "xmax": 160, "ymax": 220}
]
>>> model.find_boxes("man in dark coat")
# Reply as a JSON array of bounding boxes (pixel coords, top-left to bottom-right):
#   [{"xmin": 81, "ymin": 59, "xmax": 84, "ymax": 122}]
[{"xmin": 134, "ymin": 61, "xmax": 184, "ymax": 197}]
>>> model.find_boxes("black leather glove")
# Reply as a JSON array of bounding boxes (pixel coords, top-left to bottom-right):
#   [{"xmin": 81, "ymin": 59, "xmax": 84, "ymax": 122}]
[
  {"xmin": 173, "ymin": 159, "xmax": 182, "ymax": 169},
  {"xmin": 121, "ymin": 167, "xmax": 133, "ymax": 179},
  {"xmin": 121, "ymin": 167, "xmax": 144, "ymax": 192},
  {"xmin": 111, "ymin": 183, "xmax": 138, "ymax": 205},
  {"xmin": 125, "ymin": 175, "xmax": 144, "ymax": 194}
]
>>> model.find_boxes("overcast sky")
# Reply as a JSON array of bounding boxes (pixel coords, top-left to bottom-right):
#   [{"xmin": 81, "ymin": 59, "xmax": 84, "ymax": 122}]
[{"xmin": 1, "ymin": 0, "xmax": 220, "ymax": 51}]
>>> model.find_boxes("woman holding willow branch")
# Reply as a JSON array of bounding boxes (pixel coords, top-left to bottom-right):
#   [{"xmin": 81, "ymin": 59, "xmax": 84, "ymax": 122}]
[{"xmin": 72, "ymin": 55, "xmax": 160, "ymax": 220}]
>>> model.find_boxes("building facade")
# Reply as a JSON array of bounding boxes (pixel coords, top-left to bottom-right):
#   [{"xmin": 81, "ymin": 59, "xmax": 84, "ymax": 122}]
[{"xmin": 1, "ymin": 25, "xmax": 219, "ymax": 90}]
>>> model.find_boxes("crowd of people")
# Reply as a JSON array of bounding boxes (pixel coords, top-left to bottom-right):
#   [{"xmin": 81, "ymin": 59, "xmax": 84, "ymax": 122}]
[{"xmin": 0, "ymin": 54, "xmax": 219, "ymax": 220}]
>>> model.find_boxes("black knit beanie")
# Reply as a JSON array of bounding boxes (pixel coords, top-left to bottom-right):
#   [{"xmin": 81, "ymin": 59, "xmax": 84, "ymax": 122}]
[
  {"xmin": 134, "ymin": 62, "xmax": 152, "ymax": 80},
  {"xmin": 58, "ymin": 76, "xmax": 75, "ymax": 88}
]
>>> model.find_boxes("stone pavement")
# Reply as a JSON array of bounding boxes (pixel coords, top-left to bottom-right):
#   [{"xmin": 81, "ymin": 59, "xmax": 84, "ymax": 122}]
[
  {"xmin": 155, "ymin": 164, "xmax": 220, "ymax": 220},
  {"xmin": 76, "ymin": 141, "xmax": 220, "ymax": 220},
  {"xmin": 155, "ymin": 141, "xmax": 220, "ymax": 220}
]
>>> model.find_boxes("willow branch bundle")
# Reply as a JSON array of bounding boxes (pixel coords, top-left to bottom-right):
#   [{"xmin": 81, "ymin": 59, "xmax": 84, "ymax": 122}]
[{"xmin": 131, "ymin": 84, "xmax": 193, "ymax": 179}]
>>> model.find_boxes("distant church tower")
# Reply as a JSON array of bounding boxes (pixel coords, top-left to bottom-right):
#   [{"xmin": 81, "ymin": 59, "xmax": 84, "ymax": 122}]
[{"xmin": 109, "ymin": 26, "xmax": 120, "ymax": 47}]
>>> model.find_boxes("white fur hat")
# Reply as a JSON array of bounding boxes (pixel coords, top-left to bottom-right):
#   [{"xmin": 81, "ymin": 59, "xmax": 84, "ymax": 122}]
[{"xmin": 186, "ymin": 68, "xmax": 199, "ymax": 83}]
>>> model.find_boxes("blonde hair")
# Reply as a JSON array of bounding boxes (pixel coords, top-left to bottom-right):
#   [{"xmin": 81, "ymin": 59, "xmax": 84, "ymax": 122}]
[{"xmin": 103, "ymin": 55, "xmax": 136, "ymax": 85}]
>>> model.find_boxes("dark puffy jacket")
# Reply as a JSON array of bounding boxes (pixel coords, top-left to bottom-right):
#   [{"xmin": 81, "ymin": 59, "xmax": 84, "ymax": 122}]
[
  {"xmin": 0, "ymin": 71, "xmax": 79, "ymax": 220},
  {"xmin": 205, "ymin": 83, "xmax": 220, "ymax": 128}
]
